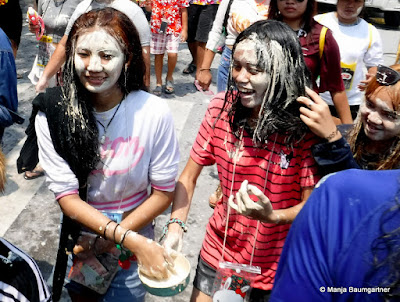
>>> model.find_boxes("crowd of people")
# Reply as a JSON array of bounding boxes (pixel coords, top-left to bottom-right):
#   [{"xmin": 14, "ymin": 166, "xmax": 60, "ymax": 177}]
[{"xmin": 0, "ymin": 0, "xmax": 400, "ymax": 301}]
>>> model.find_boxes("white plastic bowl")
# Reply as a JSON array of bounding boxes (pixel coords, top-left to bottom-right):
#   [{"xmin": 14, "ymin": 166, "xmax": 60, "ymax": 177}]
[{"xmin": 139, "ymin": 253, "xmax": 191, "ymax": 297}]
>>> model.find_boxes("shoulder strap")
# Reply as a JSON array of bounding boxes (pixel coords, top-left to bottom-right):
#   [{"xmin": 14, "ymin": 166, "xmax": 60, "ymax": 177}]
[
  {"xmin": 319, "ymin": 26, "xmax": 328, "ymax": 59},
  {"xmin": 223, "ymin": 0, "xmax": 234, "ymax": 35},
  {"xmin": 367, "ymin": 23, "xmax": 373, "ymax": 50}
]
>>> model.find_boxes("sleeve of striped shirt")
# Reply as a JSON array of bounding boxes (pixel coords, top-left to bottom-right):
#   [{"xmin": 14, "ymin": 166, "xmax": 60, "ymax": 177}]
[{"xmin": 190, "ymin": 96, "xmax": 225, "ymax": 166}]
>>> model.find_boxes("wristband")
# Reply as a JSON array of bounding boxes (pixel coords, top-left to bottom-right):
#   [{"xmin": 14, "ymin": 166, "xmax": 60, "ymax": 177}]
[{"xmin": 159, "ymin": 218, "xmax": 187, "ymax": 242}]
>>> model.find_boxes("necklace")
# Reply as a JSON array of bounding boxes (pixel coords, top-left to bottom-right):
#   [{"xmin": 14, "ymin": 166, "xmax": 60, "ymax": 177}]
[{"xmin": 96, "ymin": 101, "xmax": 123, "ymax": 144}]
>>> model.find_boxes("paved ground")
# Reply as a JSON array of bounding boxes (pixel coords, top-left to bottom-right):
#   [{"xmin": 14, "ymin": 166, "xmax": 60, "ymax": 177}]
[{"xmin": 1, "ymin": 1, "xmax": 399, "ymax": 301}]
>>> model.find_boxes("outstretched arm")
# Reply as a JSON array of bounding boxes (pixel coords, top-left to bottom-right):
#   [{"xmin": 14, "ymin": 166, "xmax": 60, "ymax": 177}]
[
  {"xmin": 163, "ymin": 158, "xmax": 203, "ymax": 254},
  {"xmin": 36, "ymin": 35, "xmax": 68, "ymax": 92}
]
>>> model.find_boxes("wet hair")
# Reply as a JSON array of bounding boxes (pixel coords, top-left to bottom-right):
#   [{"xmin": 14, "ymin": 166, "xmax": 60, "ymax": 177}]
[
  {"xmin": 348, "ymin": 64, "xmax": 400, "ymax": 170},
  {"xmin": 222, "ymin": 20, "xmax": 311, "ymax": 145},
  {"xmin": 365, "ymin": 187, "xmax": 400, "ymax": 300},
  {"xmin": 55, "ymin": 8, "xmax": 145, "ymax": 181},
  {"xmin": 268, "ymin": 0, "xmax": 317, "ymax": 33}
]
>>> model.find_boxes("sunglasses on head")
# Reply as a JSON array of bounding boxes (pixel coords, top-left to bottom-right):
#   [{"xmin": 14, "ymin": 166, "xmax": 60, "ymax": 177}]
[{"xmin": 376, "ymin": 65, "xmax": 400, "ymax": 86}]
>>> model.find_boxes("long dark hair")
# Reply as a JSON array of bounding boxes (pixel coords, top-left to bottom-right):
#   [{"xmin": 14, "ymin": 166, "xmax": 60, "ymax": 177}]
[
  {"xmin": 53, "ymin": 8, "xmax": 145, "ymax": 183},
  {"xmin": 222, "ymin": 20, "xmax": 311, "ymax": 145},
  {"xmin": 268, "ymin": 0, "xmax": 317, "ymax": 33}
]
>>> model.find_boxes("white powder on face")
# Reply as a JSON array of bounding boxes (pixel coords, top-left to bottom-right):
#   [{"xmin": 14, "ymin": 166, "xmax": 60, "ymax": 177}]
[{"xmin": 74, "ymin": 29, "xmax": 125, "ymax": 94}]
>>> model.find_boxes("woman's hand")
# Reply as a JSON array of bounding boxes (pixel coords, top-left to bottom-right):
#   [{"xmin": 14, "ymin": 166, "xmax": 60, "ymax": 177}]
[
  {"xmin": 163, "ymin": 222, "xmax": 184, "ymax": 255},
  {"xmin": 229, "ymin": 180, "xmax": 278, "ymax": 223},
  {"xmin": 73, "ymin": 234, "xmax": 116, "ymax": 259},
  {"xmin": 28, "ymin": 21, "xmax": 40, "ymax": 34},
  {"xmin": 126, "ymin": 233, "xmax": 174, "ymax": 280},
  {"xmin": 298, "ymin": 87, "xmax": 342, "ymax": 142}
]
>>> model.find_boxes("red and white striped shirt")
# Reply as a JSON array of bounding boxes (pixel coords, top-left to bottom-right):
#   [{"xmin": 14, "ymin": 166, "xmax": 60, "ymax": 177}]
[{"xmin": 191, "ymin": 93, "xmax": 321, "ymax": 290}]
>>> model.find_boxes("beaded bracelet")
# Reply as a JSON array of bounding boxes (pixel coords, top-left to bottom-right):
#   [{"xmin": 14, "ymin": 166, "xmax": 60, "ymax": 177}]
[
  {"xmin": 159, "ymin": 218, "xmax": 187, "ymax": 242},
  {"xmin": 325, "ymin": 128, "xmax": 339, "ymax": 142}
]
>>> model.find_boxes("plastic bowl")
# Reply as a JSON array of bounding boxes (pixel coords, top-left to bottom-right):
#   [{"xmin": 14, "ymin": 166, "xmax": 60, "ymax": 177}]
[{"xmin": 139, "ymin": 253, "xmax": 191, "ymax": 297}]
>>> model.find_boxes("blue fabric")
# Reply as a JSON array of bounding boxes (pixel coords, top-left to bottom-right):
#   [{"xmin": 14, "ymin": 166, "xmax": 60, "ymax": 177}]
[
  {"xmin": 217, "ymin": 46, "xmax": 231, "ymax": 93},
  {"xmin": 270, "ymin": 169, "xmax": 400, "ymax": 302},
  {"xmin": 312, "ymin": 124, "xmax": 359, "ymax": 174},
  {"xmin": 0, "ymin": 28, "xmax": 18, "ymax": 127}
]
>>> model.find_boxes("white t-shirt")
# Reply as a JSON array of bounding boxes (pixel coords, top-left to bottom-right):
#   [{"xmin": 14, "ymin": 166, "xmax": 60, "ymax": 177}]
[
  {"xmin": 64, "ymin": 0, "xmax": 150, "ymax": 46},
  {"xmin": 206, "ymin": 0, "xmax": 269, "ymax": 50},
  {"xmin": 315, "ymin": 12, "xmax": 383, "ymax": 106},
  {"xmin": 35, "ymin": 90, "xmax": 179, "ymax": 212}
]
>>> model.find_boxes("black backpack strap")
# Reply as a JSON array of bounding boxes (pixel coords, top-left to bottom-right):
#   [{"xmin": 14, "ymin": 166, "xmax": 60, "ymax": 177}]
[
  {"xmin": 52, "ymin": 186, "xmax": 86, "ymax": 302},
  {"xmin": 222, "ymin": 0, "xmax": 234, "ymax": 35}
]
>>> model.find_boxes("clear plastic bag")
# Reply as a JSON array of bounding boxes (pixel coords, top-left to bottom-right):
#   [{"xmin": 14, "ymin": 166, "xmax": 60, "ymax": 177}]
[{"xmin": 211, "ymin": 261, "xmax": 261, "ymax": 302}]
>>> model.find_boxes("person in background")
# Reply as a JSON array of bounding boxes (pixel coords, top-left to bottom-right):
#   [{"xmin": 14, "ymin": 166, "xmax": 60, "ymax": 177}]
[
  {"xmin": 150, "ymin": 0, "xmax": 188, "ymax": 95},
  {"xmin": 28, "ymin": 0, "xmax": 83, "ymax": 87},
  {"xmin": 268, "ymin": 0, "xmax": 352, "ymax": 124},
  {"xmin": 182, "ymin": 0, "xmax": 219, "ymax": 80},
  {"xmin": 34, "ymin": 0, "xmax": 151, "ymax": 92},
  {"xmin": 197, "ymin": 0, "xmax": 270, "ymax": 93},
  {"xmin": 163, "ymin": 20, "xmax": 321, "ymax": 302},
  {"xmin": 315, "ymin": 0, "xmax": 383, "ymax": 120},
  {"xmin": 23, "ymin": 0, "xmax": 82, "ymax": 181},
  {"xmin": 270, "ymin": 169, "xmax": 400, "ymax": 301},
  {"xmin": 34, "ymin": 8, "xmax": 179, "ymax": 301},
  {"xmin": 0, "ymin": 0, "xmax": 22, "ymax": 58},
  {"xmin": 297, "ymin": 64, "xmax": 400, "ymax": 175},
  {"xmin": 0, "ymin": 27, "xmax": 19, "ymax": 145}
]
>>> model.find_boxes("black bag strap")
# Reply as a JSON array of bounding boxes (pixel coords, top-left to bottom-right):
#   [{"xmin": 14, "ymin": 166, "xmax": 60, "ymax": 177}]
[
  {"xmin": 52, "ymin": 186, "xmax": 86, "ymax": 301},
  {"xmin": 222, "ymin": 0, "xmax": 234, "ymax": 36}
]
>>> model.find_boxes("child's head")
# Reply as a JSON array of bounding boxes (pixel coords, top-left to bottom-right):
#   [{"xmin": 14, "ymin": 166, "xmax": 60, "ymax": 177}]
[
  {"xmin": 349, "ymin": 64, "xmax": 400, "ymax": 170},
  {"xmin": 226, "ymin": 20, "xmax": 311, "ymax": 144}
]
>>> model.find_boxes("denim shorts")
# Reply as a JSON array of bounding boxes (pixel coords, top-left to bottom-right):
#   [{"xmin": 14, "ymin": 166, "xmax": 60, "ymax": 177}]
[
  {"xmin": 193, "ymin": 256, "xmax": 272, "ymax": 301},
  {"xmin": 65, "ymin": 224, "xmax": 154, "ymax": 302},
  {"xmin": 217, "ymin": 46, "xmax": 232, "ymax": 93}
]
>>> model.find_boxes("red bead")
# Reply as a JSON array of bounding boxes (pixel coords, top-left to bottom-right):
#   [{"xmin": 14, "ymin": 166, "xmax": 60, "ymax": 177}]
[
  {"xmin": 118, "ymin": 259, "xmax": 131, "ymax": 270},
  {"xmin": 129, "ymin": 254, "xmax": 137, "ymax": 262}
]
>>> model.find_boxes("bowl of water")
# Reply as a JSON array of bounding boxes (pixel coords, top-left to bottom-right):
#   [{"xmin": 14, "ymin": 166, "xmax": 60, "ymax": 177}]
[{"xmin": 139, "ymin": 252, "xmax": 191, "ymax": 297}]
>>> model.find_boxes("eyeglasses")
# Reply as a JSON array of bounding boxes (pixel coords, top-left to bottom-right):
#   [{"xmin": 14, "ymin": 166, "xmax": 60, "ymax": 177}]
[{"xmin": 376, "ymin": 65, "xmax": 400, "ymax": 86}]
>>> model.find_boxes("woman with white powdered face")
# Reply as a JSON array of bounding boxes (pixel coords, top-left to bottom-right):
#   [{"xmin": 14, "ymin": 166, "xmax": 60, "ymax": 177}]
[
  {"xmin": 163, "ymin": 20, "xmax": 321, "ymax": 302},
  {"xmin": 33, "ymin": 8, "xmax": 180, "ymax": 302}
]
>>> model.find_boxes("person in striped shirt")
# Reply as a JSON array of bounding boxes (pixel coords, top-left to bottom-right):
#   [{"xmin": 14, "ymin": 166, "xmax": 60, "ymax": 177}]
[{"xmin": 164, "ymin": 19, "xmax": 321, "ymax": 302}]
